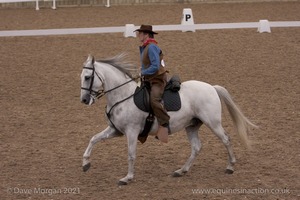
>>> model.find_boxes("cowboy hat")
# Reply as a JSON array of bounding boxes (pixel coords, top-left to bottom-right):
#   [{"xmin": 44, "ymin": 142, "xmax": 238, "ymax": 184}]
[{"xmin": 134, "ymin": 25, "xmax": 158, "ymax": 34}]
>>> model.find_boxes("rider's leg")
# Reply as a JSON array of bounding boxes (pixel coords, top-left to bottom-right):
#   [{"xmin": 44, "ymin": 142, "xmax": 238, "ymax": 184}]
[{"xmin": 149, "ymin": 74, "xmax": 170, "ymax": 143}]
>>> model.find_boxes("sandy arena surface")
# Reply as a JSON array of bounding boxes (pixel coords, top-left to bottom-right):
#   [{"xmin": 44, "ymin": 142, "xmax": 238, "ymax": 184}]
[{"xmin": 0, "ymin": 1, "xmax": 299, "ymax": 200}]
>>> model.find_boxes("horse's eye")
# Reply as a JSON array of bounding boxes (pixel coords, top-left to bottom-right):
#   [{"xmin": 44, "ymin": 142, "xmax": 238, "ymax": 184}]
[{"xmin": 85, "ymin": 76, "xmax": 91, "ymax": 81}]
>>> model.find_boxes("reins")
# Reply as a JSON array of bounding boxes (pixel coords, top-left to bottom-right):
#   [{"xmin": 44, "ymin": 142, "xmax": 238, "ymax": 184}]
[{"xmin": 101, "ymin": 78, "xmax": 136, "ymax": 99}]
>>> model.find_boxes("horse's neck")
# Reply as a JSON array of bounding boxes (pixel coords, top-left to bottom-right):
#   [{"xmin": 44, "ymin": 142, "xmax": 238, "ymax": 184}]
[{"xmin": 95, "ymin": 62, "xmax": 136, "ymax": 107}]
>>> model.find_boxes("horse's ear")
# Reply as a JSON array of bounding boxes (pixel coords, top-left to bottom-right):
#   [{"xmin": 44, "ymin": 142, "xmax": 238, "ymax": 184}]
[{"xmin": 87, "ymin": 55, "xmax": 95, "ymax": 64}]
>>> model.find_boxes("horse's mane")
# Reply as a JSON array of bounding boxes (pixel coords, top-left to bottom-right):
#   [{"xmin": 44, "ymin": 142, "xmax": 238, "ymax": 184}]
[{"xmin": 97, "ymin": 54, "xmax": 137, "ymax": 78}]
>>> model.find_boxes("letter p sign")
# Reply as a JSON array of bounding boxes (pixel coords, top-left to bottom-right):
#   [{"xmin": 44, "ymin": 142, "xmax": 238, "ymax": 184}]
[{"xmin": 181, "ymin": 8, "xmax": 195, "ymax": 32}]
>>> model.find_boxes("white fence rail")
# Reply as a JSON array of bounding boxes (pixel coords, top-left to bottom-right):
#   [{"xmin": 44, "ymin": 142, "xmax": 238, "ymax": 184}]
[
  {"xmin": 0, "ymin": 0, "xmax": 113, "ymax": 9},
  {"xmin": 0, "ymin": 27, "xmax": 124, "ymax": 37},
  {"xmin": 0, "ymin": 21, "xmax": 300, "ymax": 37},
  {"xmin": 0, "ymin": 0, "xmax": 56, "ymax": 10}
]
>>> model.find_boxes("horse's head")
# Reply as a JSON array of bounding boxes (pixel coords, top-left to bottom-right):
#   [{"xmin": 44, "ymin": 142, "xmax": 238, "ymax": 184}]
[{"xmin": 80, "ymin": 55, "xmax": 104, "ymax": 105}]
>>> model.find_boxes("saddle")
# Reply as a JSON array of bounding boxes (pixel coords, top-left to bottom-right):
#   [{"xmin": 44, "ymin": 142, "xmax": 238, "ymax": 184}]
[
  {"xmin": 134, "ymin": 75, "xmax": 182, "ymax": 143},
  {"xmin": 134, "ymin": 75, "xmax": 182, "ymax": 112}
]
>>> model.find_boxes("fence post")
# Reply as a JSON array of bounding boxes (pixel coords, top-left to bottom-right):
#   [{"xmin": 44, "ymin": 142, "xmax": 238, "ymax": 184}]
[
  {"xmin": 52, "ymin": 0, "xmax": 56, "ymax": 9},
  {"xmin": 106, "ymin": 0, "xmax": 110, "ymax": 7},
  {"xmin": 35, "ymin": 0, "xmax": 39, "ymax": 10}
]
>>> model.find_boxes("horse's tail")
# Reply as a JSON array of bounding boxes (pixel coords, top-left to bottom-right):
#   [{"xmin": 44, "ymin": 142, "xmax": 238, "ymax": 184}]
[{"xmin": 213, "ymin": 85, "xmax": 258, "ymax": 149}]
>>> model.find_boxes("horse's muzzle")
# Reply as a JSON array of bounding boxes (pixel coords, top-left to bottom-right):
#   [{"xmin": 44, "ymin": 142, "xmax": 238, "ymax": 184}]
[
  {"xmin": 81, "ymin": 94, "xmax": 94, "ymax": 105},
  {"xmin": 81, "ymin": 97, "xmax": 89, "ymax": 105}
]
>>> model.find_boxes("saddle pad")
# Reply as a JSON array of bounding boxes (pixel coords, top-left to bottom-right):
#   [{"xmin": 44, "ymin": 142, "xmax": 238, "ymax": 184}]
[{"xmin": 134, "ymin": 86, "xmax": 181, "ymax": 112}]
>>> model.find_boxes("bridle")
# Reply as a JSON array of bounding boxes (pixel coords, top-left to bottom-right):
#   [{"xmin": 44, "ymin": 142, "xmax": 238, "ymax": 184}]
[
  {"xmin": 81, "ymin": 65, "xmax": 105, "ymax": 99},
  {"xmin": 81, "ymin": 63, "xmax": 137, "ymax": 100}
]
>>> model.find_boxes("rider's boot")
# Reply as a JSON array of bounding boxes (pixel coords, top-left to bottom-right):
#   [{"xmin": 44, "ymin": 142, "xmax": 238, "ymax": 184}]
[{"xmin": 156, "ymin": 124, "xmax": 168, "ymax": 143}]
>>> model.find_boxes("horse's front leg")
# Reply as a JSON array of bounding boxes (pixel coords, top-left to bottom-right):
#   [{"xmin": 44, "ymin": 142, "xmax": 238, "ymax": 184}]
[
  {"xmin": 83, "ymin": 126, "xmax": 121, "ymax": 172},
  {"xmin": 118, "ymin": 131, "xmax": 138, "ymax": 185}
]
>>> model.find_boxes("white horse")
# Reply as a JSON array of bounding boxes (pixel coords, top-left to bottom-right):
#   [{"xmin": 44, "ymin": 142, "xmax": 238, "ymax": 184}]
[{"xmin": 80, "ymin": 54, "xmax": 257, "ymax": 185}]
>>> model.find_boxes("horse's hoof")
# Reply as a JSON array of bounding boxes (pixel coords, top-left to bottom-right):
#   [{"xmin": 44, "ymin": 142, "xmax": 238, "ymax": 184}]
[
  {"xmin": 225, "ymin": 169, "xmax": 234, "ymax": 174},
  {"xmin": 83, "ymin": 163, "xmax": 91, "ymax": 172},
  {"xmin": 118, "ymin": 181, "xmax": 128, "ymax": 186},
  {"xmin": 172, "ymin": 172, "xmax": 183, "ymax": 177}
]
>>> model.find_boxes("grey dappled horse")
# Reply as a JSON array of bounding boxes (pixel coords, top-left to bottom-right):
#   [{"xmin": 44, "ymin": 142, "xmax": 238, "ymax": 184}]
[{"xmin": 80, "ymin": 54, "xmax": 257, "ymax": 185}]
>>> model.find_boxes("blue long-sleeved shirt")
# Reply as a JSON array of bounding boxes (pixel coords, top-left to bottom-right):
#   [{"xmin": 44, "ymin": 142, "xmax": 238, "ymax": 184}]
[{"xmin": 139, "ymin": 43, "xmax": 161, "ymax": 76}]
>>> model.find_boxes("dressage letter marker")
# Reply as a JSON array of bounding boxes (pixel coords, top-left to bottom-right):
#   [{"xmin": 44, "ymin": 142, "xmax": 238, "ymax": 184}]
[
  {"xmin": 181, "ymin": 8, "xmax": 195, "ymax": 32},
  {"xmin": 124, "ymin": 24, "xmax": 136, "ymax": 38},
  {"xmin": 258, "ymin": 19, "xmax": 271, "ymax": 33}
]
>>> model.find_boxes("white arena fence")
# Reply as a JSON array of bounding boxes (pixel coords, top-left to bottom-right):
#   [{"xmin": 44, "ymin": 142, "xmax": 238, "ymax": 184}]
[
  {"xmin": 0, "ymin": 0, "xmax": 298, "ymax": 9},
  {"xmin": 0, "ymin": 0, "xmax": 112, "ymax": 9},
  {"xmin": 0, "ymin": 21, "xmax": 300, "ymax": 37},
  {"xmin": 0, "ymin": 0, "xmax": 57, "ymax": 10}
]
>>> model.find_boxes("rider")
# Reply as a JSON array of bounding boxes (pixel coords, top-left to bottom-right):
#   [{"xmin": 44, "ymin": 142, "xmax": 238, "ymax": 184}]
[{"xmin": 135, "ymin": 24, "xmax": 170, "ymax": 143}]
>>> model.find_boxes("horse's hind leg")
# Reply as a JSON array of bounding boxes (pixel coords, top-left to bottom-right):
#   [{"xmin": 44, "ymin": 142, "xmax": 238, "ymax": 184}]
[
  {"xmin": 173, "ymin": 119, "xmax": 203, "ymax": 177},
  {"xmin": 82, "ymin": 126, "xmax": 121, "ymax": 172},
  {"xmin": 210, "ymin": 124, "xmax": 236, "ymax": 174}
]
